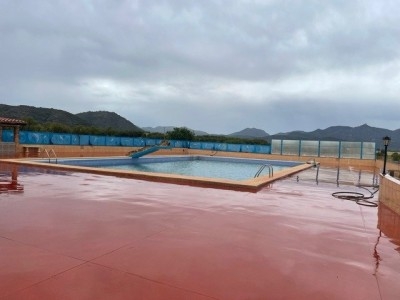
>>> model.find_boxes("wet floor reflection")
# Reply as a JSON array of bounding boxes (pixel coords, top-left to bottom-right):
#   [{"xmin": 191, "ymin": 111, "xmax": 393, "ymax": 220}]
[
  {"xmin": 373, "ymin": 231, "xmax": 382, "ymax": 276},
  {"xmin": 295, "ymin": 166, "xmax": 379, "ymax": 187},
  {"xmin": 378, "ymin": 203, "xmax": 400, "ymax": 252},
  {"xmin": 0, "ymin": 164, "xmax": 23, "ymax": 194}
]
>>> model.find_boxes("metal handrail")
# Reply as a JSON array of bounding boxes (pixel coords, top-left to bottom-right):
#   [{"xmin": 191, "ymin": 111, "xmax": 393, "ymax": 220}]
[
  {"xmin": 254, "ymin": 164, "xmax": 274, "ymax": 178},
  {"xmin": 42, "ymin": 148, "xmax": 57, "ymax": 163}
]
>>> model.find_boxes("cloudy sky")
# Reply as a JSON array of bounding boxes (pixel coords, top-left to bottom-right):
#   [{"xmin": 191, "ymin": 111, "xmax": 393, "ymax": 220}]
[{"xmin": 1, "ymin": 0, "xmax": 399, "ymax": 134}]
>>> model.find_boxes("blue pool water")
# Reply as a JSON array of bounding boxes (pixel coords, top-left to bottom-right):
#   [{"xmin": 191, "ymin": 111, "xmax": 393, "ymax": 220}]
[{"xmin": 55, "ymin": 156, "xmax": 301, "ymax": 181}]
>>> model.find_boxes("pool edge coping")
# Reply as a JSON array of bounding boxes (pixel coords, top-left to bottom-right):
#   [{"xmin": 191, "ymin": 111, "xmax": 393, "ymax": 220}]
[{"xmin": 0, "ymin": 157, "xmax": 313, "ymax": 192}]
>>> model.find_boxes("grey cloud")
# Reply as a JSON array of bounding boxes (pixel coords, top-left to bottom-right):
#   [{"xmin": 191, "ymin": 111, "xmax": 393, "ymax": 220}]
[
  {"xmin": 1, "ymin": 0, "xmax": 399, "ymax": 134},
  {"xmin": 3, "ymin": 0, "xmax": 397, "ymax": 81}
]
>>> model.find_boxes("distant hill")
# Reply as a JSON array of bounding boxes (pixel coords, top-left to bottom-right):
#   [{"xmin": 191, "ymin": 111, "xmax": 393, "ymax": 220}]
[
  {"xmin": 142, "ymin": 126, "xmax": 208, "ymax": 136},
  {"xmin": 308, "ymin": 124, "xmax": 390, "ymax": 142},
  {"xmin": 229, "ymin": 128, "xmax": 269, "ymax": 138},
  {"xmin": 0, "ymin": 104, "xmax": 142, "ymax": 132},
  {"xmin": 0, "ymin": 104, "xmax": 89, "ymax": 127},
  {"xmin": 268, "ymin": 124, "xmax": 400, "ymax": 150},
  {"xmin": 76, "ymin": 111, "xmax": 142, "ymax": 132},
  {"xmin": 228, "ymin": 124, "xmax": 400, "ymax": 150}
]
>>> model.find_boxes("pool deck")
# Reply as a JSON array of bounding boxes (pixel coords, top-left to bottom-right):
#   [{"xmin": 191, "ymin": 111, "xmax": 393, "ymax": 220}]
[{"xmin": 1, "ymin": 163, "xmax": 400, "ymax": 299}]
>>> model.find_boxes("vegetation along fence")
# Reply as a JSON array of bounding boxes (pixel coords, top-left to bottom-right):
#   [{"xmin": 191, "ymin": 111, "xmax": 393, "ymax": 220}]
[{"xmin": 1, "ymin": 130, "xmax": 376, "ymax": 159}]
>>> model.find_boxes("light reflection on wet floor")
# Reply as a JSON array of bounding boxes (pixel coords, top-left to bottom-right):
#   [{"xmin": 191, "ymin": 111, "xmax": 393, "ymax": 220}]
[
  {"xmin": 1, "ymin": 163, "xmax": 400, "ymax": 299},
  {"xmin": 292, "ymin": 165, "xmax": 379, "ymax": 187}
]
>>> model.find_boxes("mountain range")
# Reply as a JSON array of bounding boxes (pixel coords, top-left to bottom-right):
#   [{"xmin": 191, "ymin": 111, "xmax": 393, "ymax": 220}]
[
  {"xmin": 0, "ymin": 104, "xmax": 142, "ymax": 132},
  {"xmin": 1, "ymin": 104, "xmax": 399, "ymax": 150},
  {"xmin": 231, "ymin": 126, "xmax": 400, "ymax": 150}
]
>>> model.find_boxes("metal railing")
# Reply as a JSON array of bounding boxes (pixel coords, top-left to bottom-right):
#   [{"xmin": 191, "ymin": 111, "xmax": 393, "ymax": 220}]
[
  {"xmin": 42, "ymin": 148, "xmax": 57, "ymax": 163},
  {"xmin": 254, "ymin": 164, "xmax": 274, "ymax": 178}
]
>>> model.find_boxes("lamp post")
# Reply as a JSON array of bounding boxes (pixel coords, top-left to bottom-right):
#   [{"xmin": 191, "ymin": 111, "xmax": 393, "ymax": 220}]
[{"xmin": 382, "ymin": 136, "xmax": 391, "ymax": 175}]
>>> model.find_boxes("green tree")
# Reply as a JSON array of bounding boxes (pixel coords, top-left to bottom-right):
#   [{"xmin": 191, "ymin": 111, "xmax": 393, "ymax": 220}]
[
  {"xmin": 22, "ymin": 117, "xmax": 42, "ymax": 131},
  {"xmin": 166, "ymin": 127, "xmax": 195, "ymax": 141},
  {"xmin": 195, "ymin": 134, "xmax": 269, "ymax": 145},
  {"xmin": 105, "ymin": 126, "xmax": 117, "ymax": 136},
  {"xmin": 142, "ymin": 132, "xmax": 165, "ymax": 139},
  {"xmin": 392, "ymin": 152, "xmax": 400, "ymax": 162},
  {"xmin": 46, "ymin": 122, "xmax": 71, "ymax": 133}
]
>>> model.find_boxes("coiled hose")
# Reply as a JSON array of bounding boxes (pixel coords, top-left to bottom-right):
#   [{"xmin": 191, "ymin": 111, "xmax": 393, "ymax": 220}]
[{"xmin": 332, "ymin": 186, "xmax": 379, "ymax": 207}]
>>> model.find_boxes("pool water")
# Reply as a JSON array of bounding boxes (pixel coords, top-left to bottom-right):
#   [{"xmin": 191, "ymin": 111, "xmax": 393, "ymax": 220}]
[
  {"xmin": 56, "ymin": 156, "xmax": 300, "ymax": 181},
  {"xmin": 105, "ymin": 159, "xmax": 289, "ymax": 180}
]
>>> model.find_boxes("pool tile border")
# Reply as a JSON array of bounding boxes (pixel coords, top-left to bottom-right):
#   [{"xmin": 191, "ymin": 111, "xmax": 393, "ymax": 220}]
[{"xmin": 1, "ymin": 157, "xmax": 313, "ymax": 192}]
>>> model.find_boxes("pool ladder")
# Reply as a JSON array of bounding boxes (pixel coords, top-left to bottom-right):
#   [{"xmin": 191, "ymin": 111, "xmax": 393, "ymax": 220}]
[
  {"xmin": 254, "ymin": 164, "xmax": 274, "ymax": 178},
  {"xmin": 42, "ymin": 148, "xmax": 58, "ymax": 163}
]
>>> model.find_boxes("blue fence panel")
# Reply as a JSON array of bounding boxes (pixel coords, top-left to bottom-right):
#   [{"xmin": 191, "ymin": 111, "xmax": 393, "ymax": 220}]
[
  {"xmin": 201, "ymin": 142, "xmax": 215, "ymax": 150},
  {"xmin": 226, "ymin": 144, "xmax": 241, "ymax": 152},
  {"xmin": 18, "ymin": 131, "xmax": 28, "ymax": 143},
  {"xmin": 20, "ymin": 131, "xmax": 51, "ymax": 144},
  {"xmin": 254, "ymin": 145, "xmax": 271, "ymax": 154},
  {"xmin": 79, "ymin": 135, "xmax": 90, "ymax": 145},
  {"xmin": 11, "ymin": 130, "xmax": 274, "ymax": 155},
  {"xmin": 144, "ymin": 139, "xmax": 157, "ymax": 146},
  {"xmin": 133, "ymin": 138, "xmax": 146, "ymax": 147},
  {"xmin": 214, "ymin": 143, "xmax": 228, "ymax": 151},
  {"xmin": 106, "ymin": 136, "xmax": 121, "ymax": 146},
  {"xmin": 89, "ymin": 135, "xmax": 106, "ymax": 146},
  {"xmin": 171, "ymin": 140, "xmax": 182, "ymax": 148},
  {"xmin": 184, "ymin": 141, "xmax": 191, "ymax": 148},
  {"xmin": 71, "ymin": 135, "xmax": 80, "ymax": 145},
  {"xmin": 2, "ymin": 129, "xmax": 13, "ymax": 142},
  {"xmin": 189, "ymin": 142, "xmax": 202, "ymax": 149},
  {"xmin": 241, "ymin": 144, "xmax": 256, "ymax": 153},
  {"xmin": 120, "ymin": 137, "xmax": 134, "ymax": 146},
  {"xmin": 51, "ymin": 134, "xmax": 71, "ymax": 145},
  {"xmin": 145, "ymin": 139, "xmax": 154, "ymax": 146}
]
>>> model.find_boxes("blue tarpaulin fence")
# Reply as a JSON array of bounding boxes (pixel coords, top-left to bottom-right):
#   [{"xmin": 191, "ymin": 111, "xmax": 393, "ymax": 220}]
[
  {"xmin": 1, "ymin": 130, "xmax": 375, "ymax": 158},
  {"xmin": 1, "ymin": 130, "xmax": 272, "ymax": 154}
]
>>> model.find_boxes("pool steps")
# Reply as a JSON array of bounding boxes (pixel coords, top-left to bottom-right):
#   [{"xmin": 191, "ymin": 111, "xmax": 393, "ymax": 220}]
[
  {"xmin": 254, "ymin": 164, "xmax": 274, "ymax": 178},
  {"xmin": 42, "ymin": 148, "xmax": 58, "ymax": 163}
]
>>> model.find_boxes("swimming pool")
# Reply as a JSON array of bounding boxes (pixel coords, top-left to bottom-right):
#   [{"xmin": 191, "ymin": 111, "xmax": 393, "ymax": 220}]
[
  {"xmin": 55, "ymin": 156, "xmax": 301, "ymax": 181},
  {"xmin": 2, "ymin": 155, "xmax": 312, "ymax": 192}
]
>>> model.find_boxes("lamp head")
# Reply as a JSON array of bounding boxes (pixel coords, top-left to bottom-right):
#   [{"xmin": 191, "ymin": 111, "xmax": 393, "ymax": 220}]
[{"xmin": 383, "ymin": 136, "xmax": 391, "ymax": 147}]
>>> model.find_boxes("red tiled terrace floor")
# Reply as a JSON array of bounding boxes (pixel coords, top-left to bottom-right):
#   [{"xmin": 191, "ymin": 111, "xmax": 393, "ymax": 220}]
[{"xmin": 0, "ymin": 164, "xmax": 400, "ymax": 299}]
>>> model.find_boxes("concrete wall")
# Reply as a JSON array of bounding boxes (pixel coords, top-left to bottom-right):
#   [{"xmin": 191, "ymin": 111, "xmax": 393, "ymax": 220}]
[
  {"xmin": 0, "ymin": 142, "xmax": 16, "ymax": 157},
  {"xmin": 378, "ymin": 202, "xmax": 400, "ymax": 241},
  {"xmin": 379, "ymin": 174, "xmax": 400, "ymax": 216}
]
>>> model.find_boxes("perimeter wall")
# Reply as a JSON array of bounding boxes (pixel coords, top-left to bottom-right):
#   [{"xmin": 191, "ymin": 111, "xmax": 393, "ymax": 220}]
[
  {"xmin": 271, "ymin": 139, "xmax": 376, "ymax": 159},
  {"xmin": 2, "ymin": 130, "xmax": 376, "ymax": 160},
  {"xmin": 379, "ymin": 174, "xmax": 400, "ymax": 216}
]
